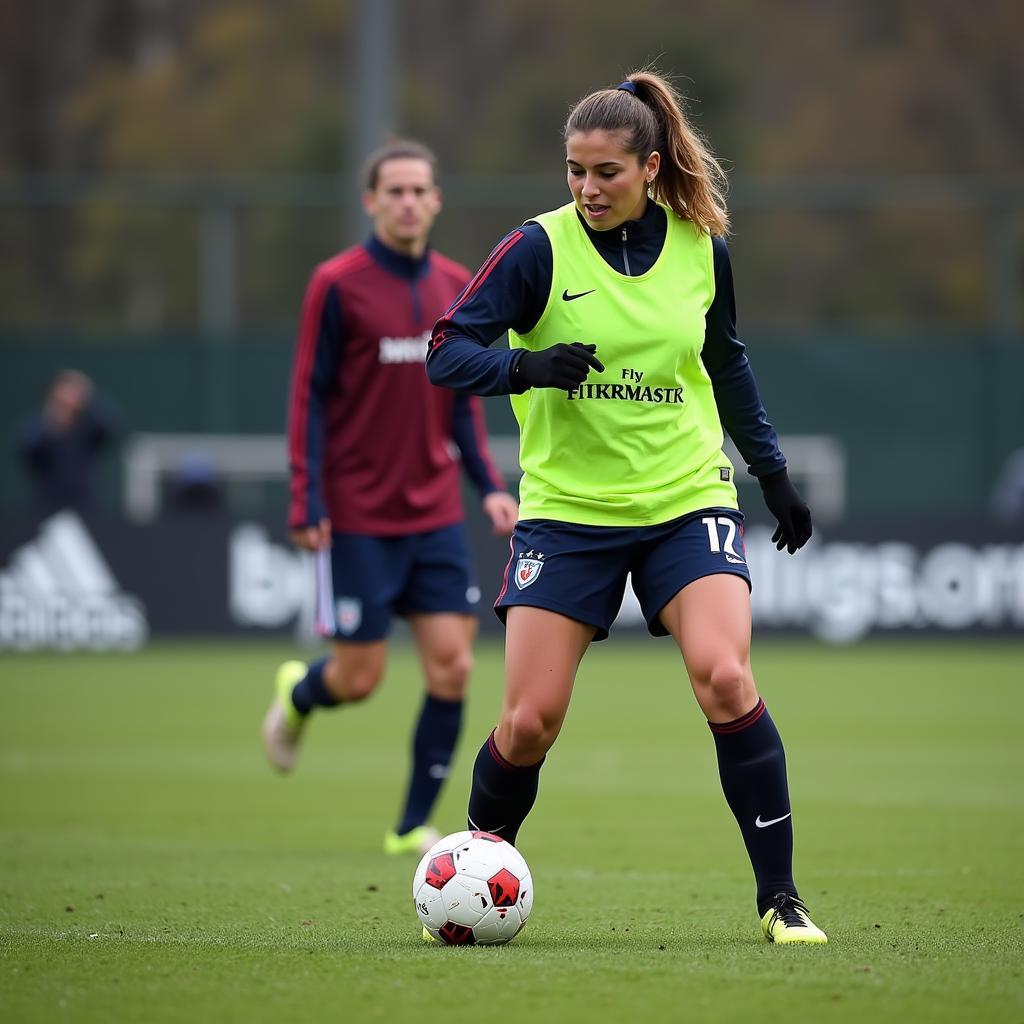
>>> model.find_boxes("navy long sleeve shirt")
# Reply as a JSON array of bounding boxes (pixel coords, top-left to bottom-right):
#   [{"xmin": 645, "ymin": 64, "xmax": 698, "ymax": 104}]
[{"xmin": 428, "ymin": 200, "xmax": 785, "ymax": 479}]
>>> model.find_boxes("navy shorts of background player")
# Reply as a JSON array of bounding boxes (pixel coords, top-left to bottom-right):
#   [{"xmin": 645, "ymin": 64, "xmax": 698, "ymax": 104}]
[
  {"xmin": 496, "ymin": 509, "xmax": 750, "ymax": 641},
  {"xmin": 331, "ymin": 522, "xmax": 479, "ymax": 643}
]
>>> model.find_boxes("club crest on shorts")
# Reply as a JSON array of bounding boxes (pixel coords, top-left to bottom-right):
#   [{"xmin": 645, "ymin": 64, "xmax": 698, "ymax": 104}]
[
  {"xmin": 335, "ymin": 597, "xmax": 362, "ymax": 635},
  {"xmin": 514, "ymin": 550, "xmax": 545, "ymax": 590}
]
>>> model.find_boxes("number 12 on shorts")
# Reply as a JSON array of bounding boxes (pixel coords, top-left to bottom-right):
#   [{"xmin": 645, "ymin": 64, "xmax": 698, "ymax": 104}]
[{"xmin": 701, "ymin": 516, "xmax": 745, "ymax": 564}]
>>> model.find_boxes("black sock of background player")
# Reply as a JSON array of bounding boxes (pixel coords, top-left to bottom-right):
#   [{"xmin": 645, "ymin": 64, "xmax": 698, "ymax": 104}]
[
  {"xmin": 466, "ymin": 730, "xmax": 543, "ymax": 846},
  {"xmin": 395, "ymin": 694, "xmax": 464, "ymax": 836},
  {"xmin": 709, "ymin": 699, "xmax": 797, "ymax": 916},
  {"xmin": 289, "ymin": 657, "xmax": 339, "ymax": 715}
]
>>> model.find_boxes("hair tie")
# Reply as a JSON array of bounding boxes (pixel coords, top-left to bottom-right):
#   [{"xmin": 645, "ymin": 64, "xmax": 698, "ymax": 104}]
[{"xmin": 616, "ymin": 80, "xmax": 637, "ymax": 95}]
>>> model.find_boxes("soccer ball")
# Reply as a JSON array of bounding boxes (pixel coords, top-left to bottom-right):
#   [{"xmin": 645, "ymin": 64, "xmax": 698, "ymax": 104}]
[{"xmin": 412, "ymin": 830, "xmax": 533, "ymax": 945}]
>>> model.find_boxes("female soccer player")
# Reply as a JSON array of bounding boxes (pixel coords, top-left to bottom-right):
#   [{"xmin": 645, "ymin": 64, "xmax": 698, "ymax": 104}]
[{"xmin": 426, "ymin": 70, "xmax": 826, "ymax": 944}]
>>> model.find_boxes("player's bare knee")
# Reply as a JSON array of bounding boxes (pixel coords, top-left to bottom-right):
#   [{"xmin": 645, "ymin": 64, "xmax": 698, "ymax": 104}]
[
  {"xmin": 502, "ymin": 707, "xmax": 556, "ymax": 762},
  {"xmin": 425, "ymin": 647, "xmax": 472, "ymax": 700},
  {"xmin": 442, "ymin": 647, "xmax": 473, "ymax": 691},
  {"xmin": 447, "ymin": 648, "xmax": 473, "ymax": 696},
  {"xmin": 327, "ymin": 662, "xmax": 382, "ymax": 702},
  {"xmin": 702, "ymin": 661, "xmax": 753, "ymax": 718},
  {"xmin": 347, "ymin": 669, "xmax": 382, "ymax": 702}
]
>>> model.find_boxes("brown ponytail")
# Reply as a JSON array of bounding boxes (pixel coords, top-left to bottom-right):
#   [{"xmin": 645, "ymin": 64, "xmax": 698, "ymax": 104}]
[{"xmin": 564, "ymin": 70, "xmax": 729, "ymax": 236}]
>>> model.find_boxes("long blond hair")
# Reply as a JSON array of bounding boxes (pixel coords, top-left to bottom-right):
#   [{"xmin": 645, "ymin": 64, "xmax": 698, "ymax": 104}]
[{"xmin": 564, "ymin": 70, "xmax": 729, "ymax": 236}]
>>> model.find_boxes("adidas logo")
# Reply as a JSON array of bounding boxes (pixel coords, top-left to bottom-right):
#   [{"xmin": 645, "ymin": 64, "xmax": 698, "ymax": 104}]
[{"xmin": 0, "ymin": 511, "xmax": 148, "ymax": 651}]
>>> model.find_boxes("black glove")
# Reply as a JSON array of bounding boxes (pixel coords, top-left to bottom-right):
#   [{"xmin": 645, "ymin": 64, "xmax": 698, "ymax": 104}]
[
  {"xmin": 758, "ymin": 468, "xmax": 812, "ymax": 554},
  {"xmin": 513, "ymin": 343, "xmax": 605, "ymax": 391}
]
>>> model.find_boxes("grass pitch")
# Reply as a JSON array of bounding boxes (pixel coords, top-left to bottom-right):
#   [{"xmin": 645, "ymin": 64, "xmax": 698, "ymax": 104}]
[{"xmin": 1, "ymin": 638, "xmax": 1022, "ymax": 1023}]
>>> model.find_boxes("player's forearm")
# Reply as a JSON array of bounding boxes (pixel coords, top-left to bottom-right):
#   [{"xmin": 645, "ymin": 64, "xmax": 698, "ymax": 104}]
[
  {"xmin": 712, "ymin": 358, "xmax": 786, "ymax": 478},
  {"xmin": 427, "ymin": 334, "xmax": 521, "ymax": 396},
  {"xmin": 287, "ymin": 428, "xmax": 329, "ymax": 527},
  {"xmin": 286, "ymin": 390, "xmax": 329, "ymax": 528},
  {"xmin": 451, "ymin": 394, "xmax": 506, "ymax": 496},
  {"xmin": 287, "ymin": 471, "xmax": 327, "ymax": 529}
]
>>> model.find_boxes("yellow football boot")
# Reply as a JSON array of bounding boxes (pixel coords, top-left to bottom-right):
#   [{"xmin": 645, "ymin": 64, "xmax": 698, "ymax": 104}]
[
  {"xmin": 384, "ymin": 825, "xmax": 441, "ymax": 856},
  {"xmin": 260, "ymin": 661, "xmax": 308, "ymax": 773},
  {"xmin": 761, "ymin": 893, "xmax": 828, "ymax": 944}
]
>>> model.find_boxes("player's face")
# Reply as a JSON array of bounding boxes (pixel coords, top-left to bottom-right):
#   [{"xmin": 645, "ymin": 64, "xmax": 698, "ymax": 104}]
[
  {"xmin": 363, "ymin": 158, "xmax": 442, "ymax": 256},
  {"xmin": 566, "ymin": 130, "xmax": 659, "ymax": 232}
]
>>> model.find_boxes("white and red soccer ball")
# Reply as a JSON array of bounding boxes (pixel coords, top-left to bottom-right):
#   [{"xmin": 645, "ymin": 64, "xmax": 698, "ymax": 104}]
[{"xmin": 412, "ymin": 830, "xmax": 533, "ymax": 945}]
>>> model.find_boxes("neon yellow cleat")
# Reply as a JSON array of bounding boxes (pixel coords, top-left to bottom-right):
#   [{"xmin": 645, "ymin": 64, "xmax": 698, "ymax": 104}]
[
  {"xmin": 260, "ymin": 661, "xmax": 308, "ymax": 773},
  {"xmin": 384, "ymin": 825, "xmax": 441, "ymax": 856},
  {"xmin": 421, "ymin": 927, "xmax": 438, "ymax": 943},
  {"xmin": 761, "ymin": 893, "xmax": 828, "ymax": 945}
]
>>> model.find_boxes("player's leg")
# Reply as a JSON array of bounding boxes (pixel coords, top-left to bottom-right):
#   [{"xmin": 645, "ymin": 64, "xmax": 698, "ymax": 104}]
[
  {"xmin": 631, "ymin": 512, "xmax": 825, "ymax": 943},
  {"xmin": 384, "ymin": 611, "xmax": 477, "ymax": 855},
  {"xmin": 467, "ymin": 605, "xmax": 593, "ymax": 844},
  {"xmin": 383, "ymin": 523, "xmax": 480, "ymax": 853},
  {"xmin": 261, "ymin": 638, "xmax": 388, "ymax": 773},
  {"xmin": 261, "ymin": 532, "xmax": 397, "ymax": 773},
  {"xmin": 659, "ymin": 573, "xmax": 825, "ymax": 944},
  {"xmin": 660, "ymin": 573, "xmax": 757, "ymax": 718},
  {"xmin": 470, "ymin": 518, "xmax": 626, "ymax": 845}
]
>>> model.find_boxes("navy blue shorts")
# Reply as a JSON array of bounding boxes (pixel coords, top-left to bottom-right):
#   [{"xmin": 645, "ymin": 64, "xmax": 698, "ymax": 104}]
[
  {"xmin": 329, "ymin": 523, "xmax": 479, "ymax": 643},
  {"xmin": 494, "ymin": 509, "xmax": 750, "ymax": 641}
]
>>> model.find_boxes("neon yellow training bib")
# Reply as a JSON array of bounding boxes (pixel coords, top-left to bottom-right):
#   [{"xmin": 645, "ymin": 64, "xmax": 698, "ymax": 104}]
[{"xmin": 509, "ymin": 202, "xmax": 738, "ymax": 526}]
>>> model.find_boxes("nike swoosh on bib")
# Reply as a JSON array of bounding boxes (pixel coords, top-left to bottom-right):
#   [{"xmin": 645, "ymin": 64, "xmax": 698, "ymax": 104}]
[
  {"xmin": 755, "ymin": 812, "xmax": 792, "ymax": 829},
  {"xmin": 561, "ymin": 288, "xmax": 596, "ymax": 301}
]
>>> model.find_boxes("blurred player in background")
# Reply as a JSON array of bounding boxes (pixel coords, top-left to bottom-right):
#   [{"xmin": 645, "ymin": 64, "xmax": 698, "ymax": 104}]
[
  {"xmin": 263, "ymin": 139, "xmax": 518, "ymax": 856},
  {"xmin": 428, "ymin": 71, "xmax": 826, "ymax": 943},
  {"xmin": 16, "ymin": 369, "xmax": 118, "ymax": 519}
]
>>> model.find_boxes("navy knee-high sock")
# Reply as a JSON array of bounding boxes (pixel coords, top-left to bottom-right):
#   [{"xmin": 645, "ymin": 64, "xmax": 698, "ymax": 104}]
[
  {"xmin": 466, "ymin": 731, "xmax": 543, "ymax": 846},
  {"xmin": 290, "ymin": 657, "xmax": 339, "ymax": 715},
  {"xmin": 395, "ymin": 695, "xmax": 464, "ymax": 836},
  {"xmin": 709, "ymin": 698, "xmax": 797, "ymax": 916}
]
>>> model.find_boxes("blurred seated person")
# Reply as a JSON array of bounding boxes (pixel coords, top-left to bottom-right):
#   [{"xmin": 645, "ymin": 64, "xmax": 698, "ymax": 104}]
[
  {"xmin": 16, "ymin": 370, "xmax": 118, "ymax": 518},
  {"xmin": 169, "ymin": 451, "xmax": 224, "ymax": 516}
]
